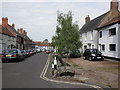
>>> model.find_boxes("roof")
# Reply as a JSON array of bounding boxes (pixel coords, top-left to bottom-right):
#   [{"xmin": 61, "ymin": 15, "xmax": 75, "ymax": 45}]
[
  {"xmin": 79, "ymin": 12, "xmax": 109, "ymax": 34},
  {"xmin": 0, "ymin": 25, "xmax": 15, "ymax": 37},
  {"xmin": 34, "ymin": 41, "xmax": 51, "ymax": 46},
  {"xmin": 96, "ymin": 15, "xmax": 120, "ymax": 29},
  {"xmin": 7, "ymin": 24, "xmax": 23, "ymax": 37}
]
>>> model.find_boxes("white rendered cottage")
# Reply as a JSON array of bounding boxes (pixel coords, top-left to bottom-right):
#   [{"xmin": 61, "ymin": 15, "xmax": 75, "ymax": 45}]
[{"xmin": 79, "ymin": 0, "xmax": 120, "ymax": 59}]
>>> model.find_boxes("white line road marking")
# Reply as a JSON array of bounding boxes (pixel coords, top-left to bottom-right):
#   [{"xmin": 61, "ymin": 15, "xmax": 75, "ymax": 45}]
[{"xmin": 40, "ymin": 54, "xmax": 104, "ymax": 90}]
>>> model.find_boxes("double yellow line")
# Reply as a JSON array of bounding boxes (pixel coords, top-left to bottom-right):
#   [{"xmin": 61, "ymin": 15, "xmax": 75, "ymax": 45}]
[{"xmin": 40, "ymin": 55, "xmax": 104, "ymax": 90}]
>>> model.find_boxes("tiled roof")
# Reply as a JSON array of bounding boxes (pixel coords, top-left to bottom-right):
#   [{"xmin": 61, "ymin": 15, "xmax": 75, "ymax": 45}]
[
  {"xmin": 96, "ymin": 15, "xmax": 120, "ymax": 29},
  {"xmin": 79, "ymin": 12, "xmax": 109, "ymax": 33},
  {"xmin": 34, "ymin": 41, "xmax": 51, "ymax": 46},
  {"xmin": 8, "ymin": 24, "xmax": 19, "ymax": 35},
  {"xmin": 0, "ymin": 25, "xmax": 15, "ymax": 37}
]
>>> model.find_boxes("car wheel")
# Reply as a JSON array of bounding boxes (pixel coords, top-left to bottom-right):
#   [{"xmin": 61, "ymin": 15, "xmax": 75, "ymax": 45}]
[
  {"xmin": 84, "ymin": 57, "xmax": 86, "ymax": 60},
  {"xmin": 2, "ymin": 60, "xmax": 6, "ymax": 63},
  {"xmin": 101, "ymin": 57, "xmax": 104, "ymax": 61},
  {"xmin": 17, "ymin": 57, "xmax": 22, "ymax": 62},
  {"xmin": 89, "ymin": 57, "xmax": 92, "ymax": 61}
]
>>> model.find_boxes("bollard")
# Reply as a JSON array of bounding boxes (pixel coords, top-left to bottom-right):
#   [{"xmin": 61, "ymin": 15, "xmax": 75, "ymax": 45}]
[
  {"xmin": 54, "ymin": 57, "xmax": 57, "ymax": 70},
  {"xmin": 52, "ymin": 63, "xmax": 54, "ymax": 75}
]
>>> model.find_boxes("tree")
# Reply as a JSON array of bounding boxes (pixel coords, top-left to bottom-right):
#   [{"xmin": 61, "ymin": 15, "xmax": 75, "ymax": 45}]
[
  {"xmin": 43, "ymin": 39, "xmax": 48, "ymax": 43},
  {"xmin": 52, "ymin": 11, "xmax": 82, "ymax": 54}
]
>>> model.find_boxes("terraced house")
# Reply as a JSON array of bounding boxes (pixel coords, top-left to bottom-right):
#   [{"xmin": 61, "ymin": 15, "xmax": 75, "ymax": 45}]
[
  {"xmin": 0, "ymin": 17, "xmax": 35, "ymax": 52},
  {"xmin": 80, "ymin": 0, "xmax": 120, "ymax": 59},
  {"xmin": 0, "ymin": 24, "xmax": 16, "ymax": 53}
]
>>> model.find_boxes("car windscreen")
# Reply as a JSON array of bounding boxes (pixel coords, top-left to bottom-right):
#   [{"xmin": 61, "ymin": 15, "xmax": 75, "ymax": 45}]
[
  {"xmin": 9, "ymin": 50, "xmax": 18, "ymax": 53},
  {"xmin": 91, "ymin": 49, "xmax": 100, "ymax": 53},
  {"xmin": 2, "ymin": 50, "xmax": 9, "ymax": 54}
]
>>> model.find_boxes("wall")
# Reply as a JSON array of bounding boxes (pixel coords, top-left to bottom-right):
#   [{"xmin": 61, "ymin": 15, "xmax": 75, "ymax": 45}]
[
  {"xmin": 81, "ymin": 30, "xmax": 98, "ymax": 52},
  {"xmin": 0, "ymin": 34, "xmax": 16, "ymax": 52},
  {"xmin": 118, "ymin": 23, "xmax": 120, "ymax": 58},
  {"xmin": 99, "ymin": 23, "xmax": 119, "ymax": 58}
]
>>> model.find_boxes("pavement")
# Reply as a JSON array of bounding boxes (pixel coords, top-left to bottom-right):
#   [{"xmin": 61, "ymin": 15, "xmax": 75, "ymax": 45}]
[{"xmin": 2, "ymin": 52, "xmax": 94, "ymax": 88}]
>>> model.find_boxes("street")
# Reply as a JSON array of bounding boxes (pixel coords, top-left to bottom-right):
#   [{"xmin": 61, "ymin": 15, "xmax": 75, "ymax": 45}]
[{"xmin": 2, "ymin": 52, "xmax": 91, "ymax": 88}]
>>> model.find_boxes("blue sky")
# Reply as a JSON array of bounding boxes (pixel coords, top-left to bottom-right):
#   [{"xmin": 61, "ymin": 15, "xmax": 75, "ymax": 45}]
[{"xmin": 1, "ymin": 0, "xmax": 118, "ymax": 42}]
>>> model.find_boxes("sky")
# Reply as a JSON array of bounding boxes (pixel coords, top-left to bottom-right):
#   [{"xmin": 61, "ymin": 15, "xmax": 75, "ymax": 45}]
[{"xmin": 0, "ymin": 0, "xmax": 119, "ymax": 42}]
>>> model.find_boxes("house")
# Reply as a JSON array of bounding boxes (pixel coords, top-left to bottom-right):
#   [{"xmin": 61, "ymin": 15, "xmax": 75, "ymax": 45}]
[
  {"xmin": 96, "ymin": 0, "xmax": 120, "ymax": 59},
  {"xmin": 34, "ymin": 41, "xmax": 53, "ymax": 51},
  {"xmin": 2, "ymin": 17, "xmax": 34, "ymax": 50},
  {"xmin": 0, "ymin": 24, "xmax": 16, "ymax": 53},
  {"xmin": 79, "ymin": 0, "xmax": 120, "ymax": 59}
]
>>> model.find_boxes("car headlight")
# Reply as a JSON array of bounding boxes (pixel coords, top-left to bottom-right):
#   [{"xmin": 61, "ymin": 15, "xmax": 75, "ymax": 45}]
[{"xmin": 91, "ymin": 54, "xmax": 95, "ymax": 56}]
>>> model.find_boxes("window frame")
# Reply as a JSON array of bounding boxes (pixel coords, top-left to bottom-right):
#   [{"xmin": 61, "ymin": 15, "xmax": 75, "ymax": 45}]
[
  {"xmin": 99, "ymin": 31, "xmax": 102, "ymax": 38},
  {"xmin": 109, "ymin": 28, "xmax": 116, "ymax": 36},
  {"xmin": 101, "ymin": 44, "xmax": 105, "ymax": 51},
  {"xmin": 109, "ymin": 44, "xmax": 116, "ymax": 51}
]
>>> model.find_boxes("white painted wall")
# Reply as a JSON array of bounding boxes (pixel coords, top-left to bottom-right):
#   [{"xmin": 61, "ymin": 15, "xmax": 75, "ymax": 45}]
[
  {"xmin": 35, "ymin": 45, "xmax": 53, "ymax": 51},
  {"xmin": 81, "ymin": 30, "xmax": 98, "ymax": 52},
  {"xmin": 0, "ymin": 33, "xmax": 16, "ymax": 52},
  {"xmin": 117, "ymin": 23, "xmax": 120, "ymax": 58},
  {"xmin": 99, "ymin": 23, "xmax": 119, "ymax": 58}
]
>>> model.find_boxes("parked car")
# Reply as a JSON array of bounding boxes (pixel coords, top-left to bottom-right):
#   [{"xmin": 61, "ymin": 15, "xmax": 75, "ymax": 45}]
[
  {"xmin": 21, "ymin": 50, "xmax": 28, "ymax": 58},
  {"xmin": 45, "ymin": 50, "xmax": 51, "ymax": 54},
  {"xmin": 83, "ymin": 49, "xmax": 104, "ymax": 61},
  {"xmin": 70, "ymin": 50, "xmax": 81, "ymax": 58},
  {"xmin": 36, "ymin": 48, "xmax": 42, "ymax": 53},
  {"xmin": 26, "ymin": 50, "xmax": 33, "ymax": 56},
  {"xmin": 1, "ymin": 49, "xmax": 24, "ymax": 62}
]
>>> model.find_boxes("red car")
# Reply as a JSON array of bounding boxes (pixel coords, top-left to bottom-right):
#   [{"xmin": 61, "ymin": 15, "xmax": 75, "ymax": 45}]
[{"xmin": 45, "ymin": 50, "xmax": 51, "ymax": 54}]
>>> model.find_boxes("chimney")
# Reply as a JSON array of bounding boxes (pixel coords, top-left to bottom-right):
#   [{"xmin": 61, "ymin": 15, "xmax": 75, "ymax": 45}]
[
  {"xmin": 20, "ymin": 28, "xmax": 24, "ymax": 34},
  {"xmin": 110, "ymin": 0, "xmax": 118, "ymax": 11},
  {"xmin": 85, "ymin": 15, "xmax": 90, "ymax": 23},
  {"xmin": 23, "ymin": 30, "xmax": 27, "ymax": 35},
  {"xmin": 12, "ymin": 24, "xmax": 15, "ymax": 28},
  {"xmin": 2, "ymin": 17, "xmax": 8, "ymax": 26}
]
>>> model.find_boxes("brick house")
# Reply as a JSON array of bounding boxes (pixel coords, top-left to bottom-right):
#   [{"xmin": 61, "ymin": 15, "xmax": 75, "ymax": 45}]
[{"xmin": 79, "ymin": 0, "xmax": 120, "ymax": 59}]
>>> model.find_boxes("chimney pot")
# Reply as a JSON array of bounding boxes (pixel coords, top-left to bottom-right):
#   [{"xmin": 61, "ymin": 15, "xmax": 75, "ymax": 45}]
[
  {"xmin": 85, "ymin": 15, "xmax": 90, "ymax": 23},
  {"xmin": 12, "ymin": 24, "xmax": 15, "ymax": 28}
]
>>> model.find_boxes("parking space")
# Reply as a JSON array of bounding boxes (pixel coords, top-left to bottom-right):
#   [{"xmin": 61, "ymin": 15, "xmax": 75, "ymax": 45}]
[{"xmin": 63, "ymin": 57, "xmax": 119, "ymax": 88}]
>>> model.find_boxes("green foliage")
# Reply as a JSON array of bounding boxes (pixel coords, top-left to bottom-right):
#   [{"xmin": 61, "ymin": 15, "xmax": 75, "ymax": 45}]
[{"xmin": 52, "ymin": 11, "xmax": 82, "ymax": 54}]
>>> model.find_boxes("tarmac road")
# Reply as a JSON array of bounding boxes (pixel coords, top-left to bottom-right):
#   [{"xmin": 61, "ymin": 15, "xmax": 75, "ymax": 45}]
[{"xmin": 2, "ymin": 52, "xmax": 94, "ymax": 89}]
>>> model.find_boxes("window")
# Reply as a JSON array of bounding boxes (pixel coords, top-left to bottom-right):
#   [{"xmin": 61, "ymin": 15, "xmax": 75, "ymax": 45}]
[
  {"xmin": 91, "ymin": 31, "xmax": 93, "ymax": 40},
  {"xmin": 109, "ymin": 28, "xmax": 116, "ymax": 36},
  {"xmin": 99, "ymin": 31, "xmax": 102, "ymax": 38},
  {"xmin": 85, "ymin": 33, "xmax": 87, "ymax": 41},
  {"xmin": 12, "ymin": 37, "xmax": 14, "ymax": 42},
  {"xmin": 101, "ymin": 45, "xmax": 105, "ymax": 51},
  {"xmin": 0, "ymin": 33, "xmax": 2, "ymax": 40},
  {"xmin": 8, "ymin": 36, "xmax": 11, "ymax": 41},
  {"xmin": 109, "ymin": 44, "xmax": 116, "ymax": 51},
  {"xmin": 84, "ymin": 45, "xmax": 87, "ymax": 50}
]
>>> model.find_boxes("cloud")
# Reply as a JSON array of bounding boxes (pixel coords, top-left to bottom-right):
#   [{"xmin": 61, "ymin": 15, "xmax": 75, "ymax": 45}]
[
  {"xmin": 2, "ymin": 0, "xmax": 111, "ymax": 2},
  {"xmin": 1, "ymin": 2, "xmax": 111, "ymax": 42}
]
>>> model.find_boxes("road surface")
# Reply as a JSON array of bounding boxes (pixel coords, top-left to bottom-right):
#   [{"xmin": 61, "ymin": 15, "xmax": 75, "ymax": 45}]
[{"xmin": 2, "ymin": 52, "xmax": 93, "ymax": 88}]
